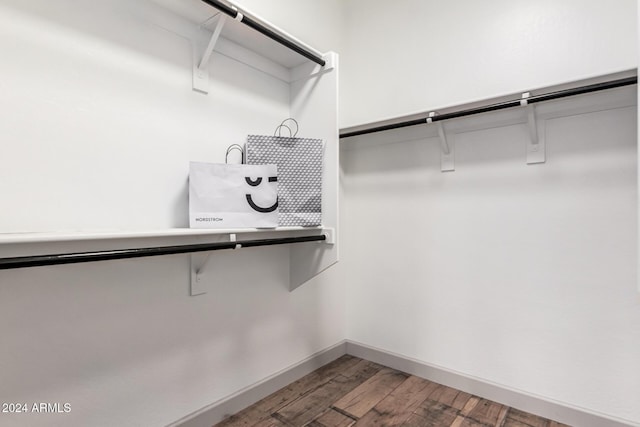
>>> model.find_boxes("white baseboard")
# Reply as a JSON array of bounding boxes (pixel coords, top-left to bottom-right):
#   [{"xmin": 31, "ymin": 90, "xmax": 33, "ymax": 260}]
[
  {"xmin": 171, "ymin": 339, "xmax": 638, "ymax": 427},
  {"xmin": 169, "ymin": 341, "xmax": 347, "ymax": 427},
  {"xmin": 346, "ymin": 340, "xmax": 638, "ymax": 427}
]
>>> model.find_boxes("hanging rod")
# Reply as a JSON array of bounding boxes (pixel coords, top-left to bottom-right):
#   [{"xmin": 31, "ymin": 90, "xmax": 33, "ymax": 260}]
[
  {"xmin": 339, "ymin": 76, "xmax": 638, "ymax": 139},
  {"xmin": 200, "ymin": 0, "xmax": 326, "ymax": 67},
  {"xmin": 0, "ymin": 234, "xmax": 326, "ymax": 270}
]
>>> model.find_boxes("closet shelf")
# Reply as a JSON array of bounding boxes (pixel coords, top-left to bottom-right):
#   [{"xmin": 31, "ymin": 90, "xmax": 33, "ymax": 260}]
[
  {"xmin": 0, "ymin": 234, "xmax": 328, "ymax": 271},
  {"xmin": 340, "ymin": 73, "xmax": 637, "ymax": 138},
  {"xmin": 200, "ymin": 0, "xmax": 325, "ymax": 66},
  {"xmin": 0, "ymin": 226, "xmax": 324, "ymax": 244},
  {"xmin": 339, "ymin": 71, "xmax": 636, "ymax": 172},
  {"xmin": 150, "ymin": 0, "xmax": 328, "ymax": 75}
]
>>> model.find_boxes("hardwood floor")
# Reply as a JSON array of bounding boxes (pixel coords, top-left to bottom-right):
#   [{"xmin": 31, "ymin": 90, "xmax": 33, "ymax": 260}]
[{"xmin": 214, "ymin": 355, "xmax": 570, "ymax": 427}]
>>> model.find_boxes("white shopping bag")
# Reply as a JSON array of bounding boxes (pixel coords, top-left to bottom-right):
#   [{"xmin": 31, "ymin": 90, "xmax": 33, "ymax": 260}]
[{"xmin": 189, "ymin": 162, "xmax": 278, "ymax": 229}]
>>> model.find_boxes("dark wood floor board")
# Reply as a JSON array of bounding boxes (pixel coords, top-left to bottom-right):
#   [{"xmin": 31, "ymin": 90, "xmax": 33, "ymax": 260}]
[
  {"xmin": 344, "ymin": 361, "xmax": 385, "ymax": 382},
  {"xmin": 425, "ymin": 384, "xmax": 473, "ymax": 411},
  {"xmin": 399, "ymin": 413, "xmax": 431, "ymax": 427},
  {"xmin": 410, "ymin": 401, "xmax": 460, "ymax": 426},
  {"xmin": 504, "ymin": 408, "xmax": 569, "ymax": 427},
  {"xmin": 503, "ymin": 408, "xmax": 572, "ymax": 427},
  {"xmin": 307, "ymin": 408, "xmax": 356, "ymax": 427},
  {"xmin": 353, "ymin": 376, "xmax": 440, "ymax": 426},
  {"xmin": 465, "ymin": 398, "xmax": 508, "ymax": 426},
  {"xmin": 333, "ymin": 368, "xmax": 408, "ymax": 418},
  {"xmin": 216, "ymin": 355, "xmax": 361, "ymax": 427},
  {"xmin": 504, "ymin": 407, "xmax": 549, "ymax": 427},
  {"xmin": 449, "ymin": 397, "xmax": 481, "ymax": 427},
  {"xmin": 455, "ymin": 418, "xmax": 492, "ymax": 427},
  {"xmin": 275, "ymin": 373, "xmax": 377, "ymax": 426},
  {"xmin": 496, "ymin": 406, "xmax": 510, "ymax": 426},
  {"xmin": 459, "ymin": 396, "xmax": 482, "ymax": 417},
  {"xmin": 251, "ymin": 417, "xmax": 288, "ymax": 427},
  {"xmin": 304, "ymin": 355, "xmax": 365, "ymax": 384},
  {"xmin": 340, "ymin": 359, "xmax": 383, "ymax": 378},
  {"xmin": 213, "ymin": 356, "xmax": 573, "ymax": 427},
  {"xmin": 503, "ymin": 420, "xmax": 538, "ymax": 427}
]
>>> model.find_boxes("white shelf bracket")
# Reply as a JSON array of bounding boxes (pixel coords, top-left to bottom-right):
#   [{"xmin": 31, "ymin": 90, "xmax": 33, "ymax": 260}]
[
  {"xmin": 189, "ymin": 233, "xmax": 239, "ymax": 296},
  {"xmin": 190, "ymin": 252, "xmax": 209, "ymax": 296},
  {"xmin": 230, "ymin": 233, "xmax": 241, "ymax": 250},
  {"xmin": 293, "ymin": 51, "xmax": 337, "ymax": 82},
  {"xmin": 322, "ymin": 228, "xmax": 336, "ymax": 245},
  {"xmin": 322, "ymin": 52, "xmax": 336, "ymax": 72},
  {"xmin": 521, "ymin": 93, "xmax": 546, "ymax": 164},
  {"xmin": 192, "ymin": 14, "xmax": 227, "ymax": 94},
  {"xmin": 427, "ymin": 112, "xmax": 455, "ymax": 172}
]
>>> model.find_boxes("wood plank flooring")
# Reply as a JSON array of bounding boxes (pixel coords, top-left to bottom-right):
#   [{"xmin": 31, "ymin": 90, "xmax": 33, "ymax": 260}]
[{"xmin": 214, "ymin": 355, "xmax": 571, "ymax": 427}]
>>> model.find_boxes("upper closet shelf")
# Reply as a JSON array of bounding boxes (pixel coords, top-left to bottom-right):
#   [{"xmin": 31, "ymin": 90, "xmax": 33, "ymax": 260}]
[
  {"xmin": 339, "ymin": 71, "xmax": 637, "ymax": 171},
  {"xmin": 148, "ymin": 0, "xmax": 333, "ymax": 85},
  {"xmin": 340, "ymin": 73, "xmax": 637, "ymax": 139}
]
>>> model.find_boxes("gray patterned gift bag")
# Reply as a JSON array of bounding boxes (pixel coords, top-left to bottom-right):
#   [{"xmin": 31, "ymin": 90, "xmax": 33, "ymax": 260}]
[{"xmin": 246, "ymin": 135, "xmax": 323, "ymax": 227}]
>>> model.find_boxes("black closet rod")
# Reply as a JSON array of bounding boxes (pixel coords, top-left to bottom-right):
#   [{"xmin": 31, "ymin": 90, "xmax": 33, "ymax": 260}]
[
  {"xmin": 200, "ymin": 0, "xmax": 326, "ymax": 67},
  {"xmin": 0, "ymin": 234, "xmax": 326, "ymax": 270},
  {"xmin": 339, "ymin": 76, "xmax": 638, "ymax": 139}
]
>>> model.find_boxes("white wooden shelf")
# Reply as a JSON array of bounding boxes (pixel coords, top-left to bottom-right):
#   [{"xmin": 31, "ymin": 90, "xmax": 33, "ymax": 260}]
[
  {"xmin": 0, "ymin": 226, "xmax": 324, "ymax": 244},
  {"xmin": 151, "ymin": 0, "xmax": 318, "ymax": 67},
  {"xmin": 145, "ymin": 0, "xmax": 332, "ymax": 85},
  {"xmin": 340, "ymin": 71, "xmax": 636, "ymax": 172}
]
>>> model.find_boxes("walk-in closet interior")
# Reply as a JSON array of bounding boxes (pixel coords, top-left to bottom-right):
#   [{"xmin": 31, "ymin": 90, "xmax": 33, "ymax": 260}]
[{"xmin": 0, "ymin": 0, "xmax": 638, "ymax": 426}]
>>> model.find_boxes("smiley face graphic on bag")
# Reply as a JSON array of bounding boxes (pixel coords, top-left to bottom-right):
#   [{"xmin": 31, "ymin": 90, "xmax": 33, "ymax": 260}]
[{"xmin": 245, "ymin": 176, "xmax": 278, "ymax": 213}]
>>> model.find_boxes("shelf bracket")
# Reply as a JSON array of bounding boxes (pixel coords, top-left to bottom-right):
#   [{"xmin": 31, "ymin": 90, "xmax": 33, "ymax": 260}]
[
  {"xmin": 190, "ymin": 252, "xmax": 208, "ymax": 296},
  {"xmin": 427, "ymin": 112, "xmax": 455, "ymax": 172},
  {"xmin": 192, "ymin": 14, "xmax": 227, "ymax": 94},
  {"xmin": 322, "ymin": 228, "xmax": 336, "ymax": 245},
  {"xmin": 521, "ymin": 93, "xmax": 546, "ymax": 164},
  {"xmin": 189, "ymin": 233, "xmax": 240, "ymax": 296}
]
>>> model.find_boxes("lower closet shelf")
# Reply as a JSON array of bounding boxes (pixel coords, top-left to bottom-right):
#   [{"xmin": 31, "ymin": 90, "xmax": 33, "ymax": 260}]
[
  {"xmin": 0, "ymin": 226, "xmax": 323, "ymax": 244},
  {"xmin": 0, "ymin": 234, "xmax": 328, "ymax": 270}
]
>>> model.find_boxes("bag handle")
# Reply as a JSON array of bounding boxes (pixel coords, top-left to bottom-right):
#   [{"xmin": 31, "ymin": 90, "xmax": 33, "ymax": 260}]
[
  {"xmin": 274, "ymin": 118, "xmax": 299, "ymax": 137},
  {"xmin": 225, "ymin": 144, "xmax": 244, "ymax": 164}
]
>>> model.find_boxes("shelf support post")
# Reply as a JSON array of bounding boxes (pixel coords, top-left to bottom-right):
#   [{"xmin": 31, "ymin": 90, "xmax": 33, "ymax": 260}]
[
  {"xmin": 427, "ymin": 112, "xmax": 455, "ymax": 172},
  {"xmin": 522, "ymin": 93, "xmax": 546, "ymax": 164},
  {"xmin": 189, "ymin": 233, "xmax": 239, "ymax": 296},
  {"xmin": 193, "ymin": 14, "xmax": 227, "ymax": 94},
  {"xmin": 190, "ymin": 252, "xmax": 208, "ymax": 296}
]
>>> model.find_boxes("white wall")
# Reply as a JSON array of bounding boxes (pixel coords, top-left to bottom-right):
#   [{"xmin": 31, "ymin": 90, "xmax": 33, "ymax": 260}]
[
  {"xmin": 340, "ymin": 0, "xmax": 638, "ymax": 128},
  {"xmin": 235, "ymin": 0, "xmax": 344, "ymax": 56},
  {"xmin": 0, "ymin": 0, "xmax": 344, "ymax": 426},
  {"xmin": 339, "ymin": 1, "xmax": 639, "ymax": 424},
  {"xmin": 342, "ymin": 95, "xmax": 640, "ymax": 424}
]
